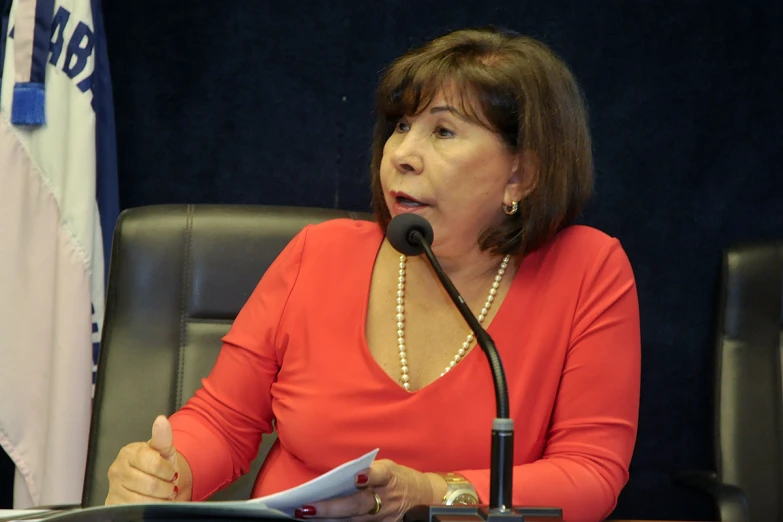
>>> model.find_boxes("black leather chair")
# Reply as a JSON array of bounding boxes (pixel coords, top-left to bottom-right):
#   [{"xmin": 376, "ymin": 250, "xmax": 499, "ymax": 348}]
[
  {"xmin": 679, "ymin": 240, "xmax": 783, "ymax": 522},
  {"xmin": 82, "ymin": 204, "xmax": 373, "ymax": 507}
]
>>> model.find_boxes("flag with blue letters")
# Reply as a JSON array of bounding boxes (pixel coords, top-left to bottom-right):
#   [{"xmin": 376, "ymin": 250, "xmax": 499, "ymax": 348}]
[{"xmin": 0, "ymin": 0, "xmax": 118, "ymax": 508}]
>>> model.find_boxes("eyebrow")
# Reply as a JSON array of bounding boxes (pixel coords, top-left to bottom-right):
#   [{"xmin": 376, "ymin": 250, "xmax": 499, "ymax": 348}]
[{"xmin": 429, "ymin": 105, "xmax": 468, "ymax": 119}]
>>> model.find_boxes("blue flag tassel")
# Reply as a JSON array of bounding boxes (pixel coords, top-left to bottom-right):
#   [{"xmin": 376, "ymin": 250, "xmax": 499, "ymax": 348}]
[
  {"xmin": 10, "ymin": 0, "xmax": 54, "ymax": 126},
  {"xmin": 11, "ymin": 81, "xmax": 45, "ymax": 124}
]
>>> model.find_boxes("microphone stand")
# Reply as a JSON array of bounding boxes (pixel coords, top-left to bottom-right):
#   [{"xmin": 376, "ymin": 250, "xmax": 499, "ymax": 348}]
[{"xmin": 402, "ymin": 230, "xmax": 562, "ymax": 522}]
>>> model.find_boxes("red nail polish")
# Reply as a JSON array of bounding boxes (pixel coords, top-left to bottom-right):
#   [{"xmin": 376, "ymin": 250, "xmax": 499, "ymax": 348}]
[
  {"xmin": 173, "ymin": 485, "xmax": 179, "ymax": 495},
  {"xmin": 172, "ymin": 472, "xmax": 179, "ymax": 481},
  {"xmin": 299, "ymin": 505, "xmax": 316, "ymax": 516},
  {"xmin": 294, "ymin": 510, "xmax": 304, "ymax": 519},
  {"xmin": 356, "ymin": 473, "xmax": 369, "ymax": 485}
]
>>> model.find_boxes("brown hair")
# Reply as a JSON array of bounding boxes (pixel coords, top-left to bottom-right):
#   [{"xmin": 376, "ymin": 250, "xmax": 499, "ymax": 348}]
[{"xmin": 371, "ymin": 27, "xmax": 593, "ymax": 256}]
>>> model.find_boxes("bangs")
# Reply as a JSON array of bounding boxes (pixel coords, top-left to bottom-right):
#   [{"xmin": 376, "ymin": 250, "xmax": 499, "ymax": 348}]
[
  {"xmin": 381, "ymin": 67, "xmax": 487, "ymax": 127},
  {"xmin": 376, "ymin": 55, "xmax": 520, "ymax": 149}
]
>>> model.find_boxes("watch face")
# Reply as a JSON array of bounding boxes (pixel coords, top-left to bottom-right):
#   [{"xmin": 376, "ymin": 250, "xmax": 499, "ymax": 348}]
[{"xmin": 451, "ymin": 492, "xmax": 479, "ymax": 506}]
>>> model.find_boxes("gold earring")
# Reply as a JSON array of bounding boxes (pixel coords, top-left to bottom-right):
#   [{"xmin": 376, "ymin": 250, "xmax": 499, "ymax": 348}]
[{"xmin": 502, "ymin": 201, "xmax": 519, "ymax": 216}]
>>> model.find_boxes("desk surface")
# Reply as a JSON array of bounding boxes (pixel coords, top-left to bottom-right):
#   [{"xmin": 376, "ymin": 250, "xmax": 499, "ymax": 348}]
[{"xmin": 0, "ymin": 511, "xmax": 712, "ymax": 522}]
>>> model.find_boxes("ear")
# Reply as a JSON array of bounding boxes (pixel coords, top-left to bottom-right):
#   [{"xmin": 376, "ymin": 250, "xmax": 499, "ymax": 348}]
[{"xmin": 503, "ymin": 152, "xmax": 539, "ymax": 205}]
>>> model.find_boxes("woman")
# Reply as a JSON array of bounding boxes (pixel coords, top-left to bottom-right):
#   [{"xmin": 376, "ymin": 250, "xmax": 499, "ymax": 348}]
[{"xmin": 105, "ymin": 27, "xmax": 641, "ymax": 522}]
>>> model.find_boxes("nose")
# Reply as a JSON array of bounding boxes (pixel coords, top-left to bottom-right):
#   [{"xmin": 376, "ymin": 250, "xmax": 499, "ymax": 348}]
[{"xmin": 389, "ymin": 131, "xmax": 424, "ymax": 175}]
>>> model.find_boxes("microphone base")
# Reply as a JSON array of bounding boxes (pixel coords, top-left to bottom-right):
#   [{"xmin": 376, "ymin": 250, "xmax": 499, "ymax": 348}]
[{"xmin": 403, "ymin": 504, "xmax": 563, "ymax": 522}]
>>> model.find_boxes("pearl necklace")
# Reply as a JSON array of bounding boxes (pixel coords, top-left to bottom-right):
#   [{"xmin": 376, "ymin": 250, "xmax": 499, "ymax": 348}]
[{"xmin": 395, "ymin": 254, "xmax": 511, "ymax": 391}]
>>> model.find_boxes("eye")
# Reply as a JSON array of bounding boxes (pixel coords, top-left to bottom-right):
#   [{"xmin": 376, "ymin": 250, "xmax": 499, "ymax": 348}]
[
  {"xmin": 395, "ymin": 120, "xmax": 410, "ymax": 133},
  {"xmin": 434, "ymin": 125, "xmax": 455, "ymax": 138}
]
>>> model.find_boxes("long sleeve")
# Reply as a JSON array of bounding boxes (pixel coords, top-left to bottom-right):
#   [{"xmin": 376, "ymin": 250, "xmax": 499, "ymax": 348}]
[
  {"xmin": 168, "ymin": 225, "xmax": 310, "ymax": 501},
  {"xmin": 458, "ymin": 239, "xmax": 641, "ymax": 522}
]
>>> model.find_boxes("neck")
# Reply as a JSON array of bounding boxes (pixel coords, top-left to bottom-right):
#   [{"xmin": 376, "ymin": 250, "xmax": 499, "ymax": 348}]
[{"xmin": 402, "ymin": 243, "xmax": 515, "ymax": 295}]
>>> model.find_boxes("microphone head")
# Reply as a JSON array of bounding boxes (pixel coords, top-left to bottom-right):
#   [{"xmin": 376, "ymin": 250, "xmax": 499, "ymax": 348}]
[{"xmin": 386, "ymin": 214, "xmax": 434, "ymax": 256}]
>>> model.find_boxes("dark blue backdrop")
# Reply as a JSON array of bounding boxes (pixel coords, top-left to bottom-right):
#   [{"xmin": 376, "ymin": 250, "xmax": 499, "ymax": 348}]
[{"xmin": 3, "ymin": 1, "xmax": 781, "ymax": 519}]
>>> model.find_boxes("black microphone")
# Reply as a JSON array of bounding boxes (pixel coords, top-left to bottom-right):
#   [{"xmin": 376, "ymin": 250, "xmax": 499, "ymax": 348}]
[{"xmin": 388, "ymin": 213, "xmax": 562, "ymax": 522}]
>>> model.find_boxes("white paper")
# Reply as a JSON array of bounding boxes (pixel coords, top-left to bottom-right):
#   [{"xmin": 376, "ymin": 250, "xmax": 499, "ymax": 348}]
[
  {"xmin": 121, "ymin": 447, "xmax": 380, "ymax": 519},
  {"xmin": 27, "ymin": 449, "xmax": 380, "ymax": 521},
  {"xmin": 244, "ymin": 448, "xmax": 379, "ymax": 512}
]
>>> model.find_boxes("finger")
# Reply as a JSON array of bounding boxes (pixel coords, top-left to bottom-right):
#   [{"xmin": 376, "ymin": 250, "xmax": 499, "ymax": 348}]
[
  {"xmin": 354, "ymin": 468, "xmax": 371, "ymax": 489},
  {"xmin": 129, "ymin": 445, "xmax": 178, "ymax": 481},
  {"xmin": 105, "ymin": 484, "xmax": 173, "ymax": 505},
  {"xmin": 149, "ymin": 415, "xmax": 176, "ymax": 462},
  {"xmin": 303, "ymin": 489, "xmax": 377, "ymax": 519},
  {"xmin": 116, "ymin": 468, "xmax": 179, "ymax": 501},
  {"xmin": 363, "ymin": 460, "xmax": 394, "ymax": 488}
]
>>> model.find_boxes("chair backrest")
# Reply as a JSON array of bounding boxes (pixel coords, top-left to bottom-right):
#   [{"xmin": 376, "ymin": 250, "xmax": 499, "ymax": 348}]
[
  {"xmin": 82, "ymin": 204, "xmax": 373, "ymax": 507},
  {"xmin": 715, "ymin": 241, "xmax": 783, "ymax": 521}
]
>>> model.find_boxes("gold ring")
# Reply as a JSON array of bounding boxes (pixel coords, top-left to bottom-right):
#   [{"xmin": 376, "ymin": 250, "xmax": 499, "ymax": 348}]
[{"xmin": 367, "ymin": 491, "xmax": 382, "ymax": 515}]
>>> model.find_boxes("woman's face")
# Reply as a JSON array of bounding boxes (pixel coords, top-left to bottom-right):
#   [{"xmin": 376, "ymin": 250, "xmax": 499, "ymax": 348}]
[{"xmin": 380, "ymin": 88, "xmax": 521, "ymax": 258}]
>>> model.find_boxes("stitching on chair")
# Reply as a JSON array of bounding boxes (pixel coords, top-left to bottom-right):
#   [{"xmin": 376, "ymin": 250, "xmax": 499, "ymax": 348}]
[
  {"xmin": 188, "ymin": 317, "xmax": 234, "ymax": 325},
  {"xmin": 176, "ymin": 205, "xmax": 194, "ymax": 410}
]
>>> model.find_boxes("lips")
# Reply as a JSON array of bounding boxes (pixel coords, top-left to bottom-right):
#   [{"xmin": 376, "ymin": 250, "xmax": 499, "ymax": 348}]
[
  {"xmin": 390, "ymin": 191, "xmax": 428, "ymax": 207},
  {"xmin": 390, "ymin": 191, "xmax": 429, "ymax": 215}
]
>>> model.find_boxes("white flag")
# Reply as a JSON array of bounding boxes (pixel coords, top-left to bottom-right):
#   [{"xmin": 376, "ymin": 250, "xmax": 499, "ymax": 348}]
[{"xmin": 0, "ymin": 0, "xmax": 115, "ymax": 508}]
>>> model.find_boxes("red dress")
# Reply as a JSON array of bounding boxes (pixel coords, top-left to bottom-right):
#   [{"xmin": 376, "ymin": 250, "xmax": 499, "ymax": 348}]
[{"xmin": 170, "ymin": 219, "xmax": 641, "ymax": 522}]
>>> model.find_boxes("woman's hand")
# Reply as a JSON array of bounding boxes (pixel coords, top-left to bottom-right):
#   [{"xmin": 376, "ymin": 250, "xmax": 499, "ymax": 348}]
[
  {"xmin": 296, "ymin": 459, "xmax": 447, "ymax": 521},
  {"xmin": 105, "ymin": 415, "xmax": 193, "ymax": 504}
]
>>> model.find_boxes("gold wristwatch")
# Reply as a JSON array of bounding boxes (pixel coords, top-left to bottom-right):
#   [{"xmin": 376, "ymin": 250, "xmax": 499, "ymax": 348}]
[{"xmin": 437, "ymin": 473, "xmax": 479, "ymax": 506}]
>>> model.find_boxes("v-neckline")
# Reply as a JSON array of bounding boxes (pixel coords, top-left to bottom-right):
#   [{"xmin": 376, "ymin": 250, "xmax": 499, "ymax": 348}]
[{"xmin": 356, "ymin": 229, "xmax": 522, "ymax": 397}]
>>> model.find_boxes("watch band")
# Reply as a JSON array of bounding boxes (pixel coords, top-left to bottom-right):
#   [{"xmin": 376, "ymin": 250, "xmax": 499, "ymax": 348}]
[{"xmin": 437, "ymin": 472, "xmax": 479, "ymax": 506}]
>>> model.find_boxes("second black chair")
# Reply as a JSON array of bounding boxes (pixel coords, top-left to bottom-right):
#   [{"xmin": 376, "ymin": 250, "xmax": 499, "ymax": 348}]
[{"xmin": 679, "ymin": 240, "xmax": 783, "ymax": 522}]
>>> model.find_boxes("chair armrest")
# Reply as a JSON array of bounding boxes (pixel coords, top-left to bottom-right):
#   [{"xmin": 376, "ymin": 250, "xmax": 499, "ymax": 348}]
[{"xmin": 676, "ymin": 470, "xmax": 750, "ymax": 522}]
